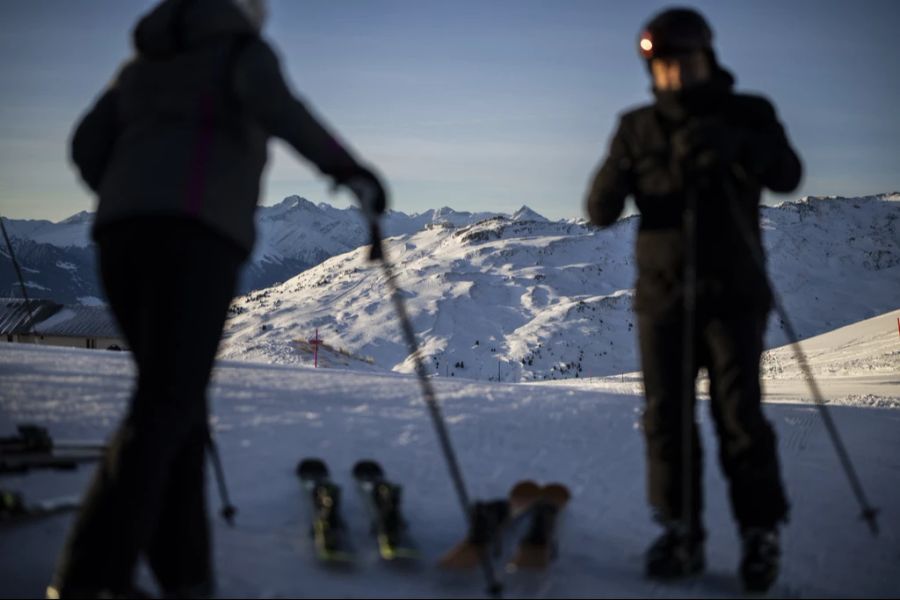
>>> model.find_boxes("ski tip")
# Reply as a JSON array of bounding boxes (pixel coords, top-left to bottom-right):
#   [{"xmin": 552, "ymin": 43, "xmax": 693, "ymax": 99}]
[
  {"xmin": 437, "ymin": 542, "xmax": 483, "ymax": 570},
  {"xmin": 510, "ymin": 480, "xmax": 542, "ymax": 499},
  {"xmin": 352, "ymin": 459, "xmax": 384, "ymax": 481},
  {"xmin": 506, "ymin": 543, "xmax": 553, "ymax": 572},
  {"xmin": 542, "ymin": 483, "xmax": 572, "ymax": 507},
  {"xmin": 509, "ymin": 480, "xmax": 543, "ymax": 514},
  {"xmin": 297, "ymin": 458, "xmax": 329, "ymax": 479}
]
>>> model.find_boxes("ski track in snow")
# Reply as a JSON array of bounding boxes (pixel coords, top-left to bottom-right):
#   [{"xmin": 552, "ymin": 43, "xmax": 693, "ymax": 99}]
[{"xmin": 1, "ymin": 344, "xmax": 899, "ymax": 598}]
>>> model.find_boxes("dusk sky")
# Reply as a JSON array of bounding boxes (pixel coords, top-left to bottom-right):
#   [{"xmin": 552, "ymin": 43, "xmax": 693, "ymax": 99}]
[{"xmin": 1, "ymin": 0, "xmax": 898, "ymax": 222}]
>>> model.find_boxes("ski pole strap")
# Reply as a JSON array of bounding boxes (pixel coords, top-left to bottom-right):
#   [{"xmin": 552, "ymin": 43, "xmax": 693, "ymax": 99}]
[{"xmin": 206, "ymin": 429, "xmax": 237, "ymax": 526}]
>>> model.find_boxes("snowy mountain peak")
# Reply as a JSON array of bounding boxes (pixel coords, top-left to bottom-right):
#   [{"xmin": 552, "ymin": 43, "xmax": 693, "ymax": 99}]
[
  {"xmin": 794, "ymin": 193, "xmax": 900, "ymax": 205},
  {"xmin": 59, "ymin": 210, "xmax": 92, "ymax": 225},
  {"xmin": 430, "ymin": 206, "xmax": 468, "ymax": 222},
  {"xmin": 264, "ymin": 195, "xmax": 319, "ymax": 219},
  {"xmin": 511, "ymin": 205, "xmax": 549, "ymax": 222}
]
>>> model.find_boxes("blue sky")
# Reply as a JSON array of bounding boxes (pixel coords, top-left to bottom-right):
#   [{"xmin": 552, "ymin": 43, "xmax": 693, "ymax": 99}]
[{"xmin": 0, "ymin": 0, "xmax": 897, "ymax": 221}]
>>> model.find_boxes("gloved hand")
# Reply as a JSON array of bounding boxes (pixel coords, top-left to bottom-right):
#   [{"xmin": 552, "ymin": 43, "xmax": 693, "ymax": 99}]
[
  {"xmin": 671, "ymin": 117, "xmax": 742, "ymax": 173},
  {"xmin": 340, "ymin": 165, "xmax": 387, "ymax": 217}
]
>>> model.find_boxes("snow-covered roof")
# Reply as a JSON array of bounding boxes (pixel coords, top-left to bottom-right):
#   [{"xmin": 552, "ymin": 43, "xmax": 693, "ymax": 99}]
[
  {"xmin": 36, "ymin": 305, "xmax": 121, "ymax": 338},
  {"xmin": 0, "ymin": 298, "xmax": 61, "ymax": 335}
]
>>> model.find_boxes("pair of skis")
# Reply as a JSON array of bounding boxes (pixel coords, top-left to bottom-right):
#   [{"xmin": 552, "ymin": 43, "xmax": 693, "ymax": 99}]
[
  {"xmin": 297, "ymin": 458, "xmax": 418, "ymax": 564},
  {"xmin": 439, "ymin": 480, "xmax": 571, "ymax": 573},
  {"xmin": 1, "ymin": 489, "xmax": 81, "ymax": 525},
  {"xmin": 1, "ymin": 424, "xmax": 106, "ymax": 474},
  {"xmin": 1, "ymin": 424, "xmax": 106, "ymax": 524}
]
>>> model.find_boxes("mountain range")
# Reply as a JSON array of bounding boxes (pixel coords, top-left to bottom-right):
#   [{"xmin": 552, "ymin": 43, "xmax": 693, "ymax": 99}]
[
  {"xmin": 4, "ymin": 193, "xmax": 898, "ymax": 382},
  {"xmin": 0, "ymin": 198, "xmax": 515, "ymax": 302},
  {"xmin": 219, "ymin": 193, "xmax": 900, "ymax": 381}
]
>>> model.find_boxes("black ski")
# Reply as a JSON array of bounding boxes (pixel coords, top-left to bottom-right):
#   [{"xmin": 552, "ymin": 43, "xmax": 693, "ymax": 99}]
[
  {"xmin": 438, "ymin": 480, "xmax": 542, "ymax": 569},
  {"xmin": 0, "ymin": 424, "xmax": 106, "ymax": 454},
  {"xmin": 506, "ymin": 483, "xmax": 571, "ymax": 571},
  {"xmin": 0, "ymin": 449, "xmax": 106, "ymax": 475},
  {"xmin": 1, "ymin": 424, "xmax": 106, "ymax": 475},
  {"xmin": 296, "ymin": 458, "xmax": 353, "ymax": 563},
  {"xmin": 0, "ymin": 489, "xmax": 80, "ymax": 525},
  {"xmin": 352, "ymin": 460, "xmax": 418, "ymax": 561}
]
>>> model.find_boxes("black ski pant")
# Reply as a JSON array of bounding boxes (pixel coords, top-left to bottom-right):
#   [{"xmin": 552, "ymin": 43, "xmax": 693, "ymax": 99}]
[
  {"xmin": 637, "ymin": 309, "xmax": 789, "ymax": 534},
  {"xmin": 53, "ymin": 217, "xmax": 244, "ymax": 595}
]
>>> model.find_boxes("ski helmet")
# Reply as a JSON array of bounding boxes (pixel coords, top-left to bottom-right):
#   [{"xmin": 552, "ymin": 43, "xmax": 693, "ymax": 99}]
[{"xmin": 638, "ymin": 7, "xmax": 714, "ymax": 61}]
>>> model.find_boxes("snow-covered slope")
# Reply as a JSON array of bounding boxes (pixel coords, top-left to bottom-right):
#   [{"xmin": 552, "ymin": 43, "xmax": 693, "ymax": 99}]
[
  {"xmin": 541, "ymin": 307, "xmax": 900, "ymax": 411},
  {"xmin": 1, "ymin": 211, "xmax": 94, "ymax": 249},
  {"xmin": 762, "ymin": 193, "xmax": 900, "ymax": 347},
  {"xmin": 1, "ymin": 343, "xmax": 897, "ymax": 598},
  {"xmin": 0, "ymin": 240, "xmax": 98, "ymax": 305},
  {"xmin": 244, "ymin": 197, "xmax": 502, "ymax": 293},
  {"xmin": 221, "ymin": 194, "xmax": 900, "ymax": 379},
  {"xmin": 763, "ymin": 308, "xmax": 900, "ymax": 380},
  {"xmin": 222, "ymin": 216, "xmax": 640, "ymax": 379},
  {"xmin": 755, "ymin": 308, "xmax": 900, "ymax": 409}
]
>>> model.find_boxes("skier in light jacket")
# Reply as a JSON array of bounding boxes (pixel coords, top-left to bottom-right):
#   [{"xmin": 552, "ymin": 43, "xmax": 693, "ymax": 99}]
[{"xmin": 52, "ymin": 1, "xmax": 386, "ymax": 597}]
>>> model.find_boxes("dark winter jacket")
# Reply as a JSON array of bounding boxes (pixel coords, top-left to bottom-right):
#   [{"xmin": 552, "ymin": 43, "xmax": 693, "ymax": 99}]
[
  {"xmin": 585, "ymin": 69, "xmax": 802, "ymax": 316},
  {"xmin": 71, "ymin": 0, "xmax": 363, "ymax": 254}
]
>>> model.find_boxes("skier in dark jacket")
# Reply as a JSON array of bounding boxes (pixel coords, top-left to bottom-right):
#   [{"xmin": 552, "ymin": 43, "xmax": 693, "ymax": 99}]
[
  {"xmin": 585, "ymin": 8, "xmax": 801, "ymax": 593},
  {"xmin": 51, "ymin": 0, "xmax": 386, "ymax": 597}
]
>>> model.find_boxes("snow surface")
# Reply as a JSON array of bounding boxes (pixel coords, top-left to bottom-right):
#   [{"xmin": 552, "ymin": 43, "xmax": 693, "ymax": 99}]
[
  {"xmin": 548, "ymin": 308, "xmax": 900, "ymax": 411},
  {"xmin": 1, "ymin": 314, "xmax": 898, "ymax": 598}
]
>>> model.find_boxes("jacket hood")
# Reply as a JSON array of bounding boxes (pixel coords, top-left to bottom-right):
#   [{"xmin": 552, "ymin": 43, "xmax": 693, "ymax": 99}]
[{"xmin": 133, "ymin": 0, "xmax": 256, "ymax": 59}]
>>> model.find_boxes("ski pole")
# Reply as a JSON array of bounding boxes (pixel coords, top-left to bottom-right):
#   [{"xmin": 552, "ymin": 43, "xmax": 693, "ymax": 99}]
[
  {"xmin": 722, "ymin": 176, "xmax": 879, "ymax": 536},
  {"xmin": 206, "ymin": 429, "xmax": 238, "ymax": 526},
  {"xmin": 365, "ymin": 212, "xmax": 503, "ymax": 598},
  {"xmin": 1, "ymin": 215, "xmax": 42, "ymax": 341},
  {"xmin": 680, "ymin": 179, "xmax": 698, "ymax": 539}
]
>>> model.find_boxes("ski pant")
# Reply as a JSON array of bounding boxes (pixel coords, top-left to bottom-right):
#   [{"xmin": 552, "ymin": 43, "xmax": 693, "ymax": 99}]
[
  {"xmin": 637, "ymin": 309, "xmax": 789, "ymax": 534},
  {"xmin": 53, "ymin": 217, "xmax": 244, "ymax": 595}
]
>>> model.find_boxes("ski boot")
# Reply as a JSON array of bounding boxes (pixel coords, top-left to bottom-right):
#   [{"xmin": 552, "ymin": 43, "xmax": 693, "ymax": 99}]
[
  {"xmin": 372, "ymin": 480, "xmax": 405, "ymax": 537},
  {"xmin": 645, "ymin": 523, "xmax": 705, "ymax": 579},
  {"xmin": 311, "ymin": 481, "xmax": 347, "ymax": 555},
  {"xmin": 740, "ymin": 527, "xmax": 780, "ymax": 593}
]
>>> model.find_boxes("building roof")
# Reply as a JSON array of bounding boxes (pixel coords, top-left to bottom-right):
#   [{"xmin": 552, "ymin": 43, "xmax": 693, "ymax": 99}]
[
  {"xmin": 0, "ymin": 298, "xmax": 121, "ymax": 339},
  {"xmin": 0, "ymin": 298, "xmax": 61, "ymax": 335},
  {"xmin": 36, "ymin": 305, "xmax": 122, "ymax": 339}
]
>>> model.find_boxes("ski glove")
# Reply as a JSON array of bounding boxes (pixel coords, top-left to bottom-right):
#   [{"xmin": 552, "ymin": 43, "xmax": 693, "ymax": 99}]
[{"xmin": 339, "ymin": 165, "xmax": 387, "ymax": 217}]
